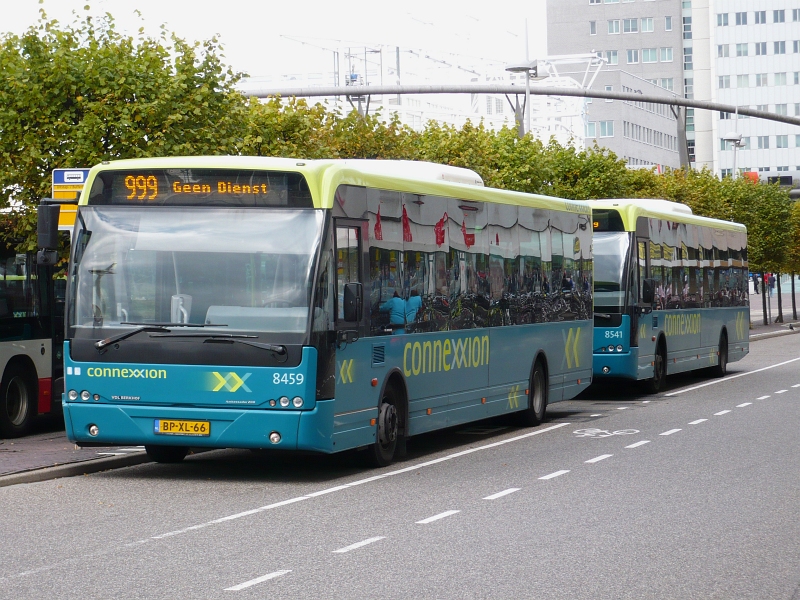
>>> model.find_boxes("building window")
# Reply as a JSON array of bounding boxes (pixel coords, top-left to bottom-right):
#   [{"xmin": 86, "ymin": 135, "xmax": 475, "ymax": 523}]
[
  {"xmin": 641, "ymin": 17, "xmax": 654, "ymax": 32},
  {"xmin": 735, "ymin": 12, "xmax": 747, "ymax": 25},
  {"xmin": 720, "ymin": 139, "xmax": 733, "ymax": 151},
  {"xmin": 683, "ymin": 16, "xmax": 692, "ymax": 39},
  {"xmin": 718, "ymin": 44, "xmax": 729, "ymax": 57},
  {"xmin": 794, "ymin": 41, "xmax": 800, "ymax": 53},
  {"xmin": 758, "ymin": 136, "xmax": 769, "ymax": 149},
  {"xmin": 776, "ymin": 104, "xmax": 788, "ymax": 115},
  {"xmin": 627, "ymin": 49, "xmax": 639, "ymax": 63},
  {"xmin": 623, "ymin": 18, "xmax": 639, "ymax": 33},
  {"xmin": 720, "ymin": 111, "xmax": 732, "ymax": 120},
  {"xmin": 605, "ymin": 0, "xmax": 619, "ymax": 3},
  {"xmin": 605, "ymin": 50, "xmax": 619, "ymax": 64},
  {"xmin": 736, "ymin": 43, "xmax": 748, "ymax": 56},
  {"xmin": 795, "ymin": 103, "xmax": 800, "ymax": 116},
  {"xmin": 796, "ymin": 72, "xmax": 800, "ymax": 85},
  {"xmin": 758, "ymin": 167, "xmax": 770, "ymax": 173},
  {"xmin": 686, "ymin": 109, "xmax": 694, "ymax": 131},
  {"xmin": 717, "ymin": 13, "xmax": 728, "ymax": 26},
  {"xmin": 687, "ymin": 139, "xmax": 695, "ymax": 163},
  {"xmin": 777, "ymin": 135, "xmax": 789, "ymax": 148},
  {"xmin": 757, "ymin": 104, "xmax": 768, "ymax": 112},
  {"xmin": 586, "ymin": 122, "xmax": 597, "ymax": 137},
  {"xmin": 776, "ymin": 72, "xmax": 787, "ymax": 85},
  {"xmin": 642, "ymin": 48, "xmax": 658, "ymax": 62},
  {"xmin": 660, "ymin": 78, "xmax": 674, "ymax": 91},
  {"xmin": 721, "ymin": 168, "xmax": 733, "ymax": 178},
  {"xmin": 775, "ymin": 41, "xmax": 786, "ymax": 54},
  {"xmin": 608, "ymin": 20, "xmax": 620, "ymax": 34},
  {"xmin": 741, "ymin": 137, "xmax": 750, "ymax": 150},
  {"xmin": 665, "ymin": 16, "xmax": 673, "ymax": 31},
  {"xmin": 718, "ymin": 75, "xmax": 730, "ymax": 88},
  {"xmin": 605, "ymin": 85, "xmax": 613, "ymax": 102},
  {"xmin": 755, "ymin": 73, "xmax": 768, "ymax": 86},
  {"xmin": 684, "ymin": 78, "xmax": 693, "ymax": 99},
  {"xmin": 794, "ymin": 9, "xmax": 800, "ymax": 21},
  {"xmin": 590, "ymin": 21, "xmax": 597, "ymax": 35},
  {"xmin": 774, "ymin": 10, "xmax": 785, "ymax": 23},
  {"xmin": 599, "ymin": 121, "xmax": 614, "ymax": 137},
  {"xmin": 590, "ymin": 0, "xmax": 601, "ymax": 4},
  {"xmin": 486, "ymin": 97, "xmax": 493, "ymax": 115},
  {"xmin": 755, "ymin": 11, "xmax": 766, "ymax": 24},
  {"xmin": 755, "ymin": 42, "xmax": 767, "ymax": 55},
  {"xmin": 797, "ymin": 135, "xmax": 800, "ymax": 147},
  {"xmin": 737, "ymin": 74, "xmax": 749, "ymax": 87},
  {"xmin": 684, "ymin": 47, "xmax": 693, "ymax": 70},
  {"xmin": 660, "ymin": 47, "xmax": 673, "ymax": 62},
  {"xmin": 777, "ymin": 166, "xmax": 789, "ymax": 172}
]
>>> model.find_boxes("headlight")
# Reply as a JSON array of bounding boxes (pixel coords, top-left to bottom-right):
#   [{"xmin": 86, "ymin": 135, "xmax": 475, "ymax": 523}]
[
  {"xmin": 68, "ymin": 389, "xmax": 78, "ymax": 401},
  {"xmin": 80, "ymin": 390, "xmax": 91, "ymax": 401},
  {"xmin": 607, "ymin": 345, "xmax": 614, "ymax": 352},
  {"xmin": 292, "ymin": 396, "xmax": 303, "ymax": 408},
  {"xmin": 616, "ymin": 345, "xmax": 623, "ymax": 352},
  {"xmin": 279, "ymin": 396, "xmax": 290, "ymax": 407}
]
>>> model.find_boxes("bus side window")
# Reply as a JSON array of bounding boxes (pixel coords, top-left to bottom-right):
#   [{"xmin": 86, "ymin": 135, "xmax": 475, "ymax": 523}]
[{"xmin": 335, "ymin": 226, "xmax": 361, "ymax": 322}]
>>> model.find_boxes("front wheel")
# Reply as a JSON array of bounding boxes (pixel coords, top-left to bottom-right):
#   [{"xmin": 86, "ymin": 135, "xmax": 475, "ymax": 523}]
[
  {"xmin": 145, "ymin": 445, "xmax": 189, "ymax": 463},
  {"xmin": 644, "ymin": 342, "xmax": 667, "ymax": 394},
  {"xmin": 517, "ymin": 361, "xmax": 548, "ymax": 426},
  {"xmin": 711, "ymin": 333, "xmax": 728, "ymax": 377},
  {"xmin": 366, "ymin": 386, "xmax": 401, "ymax": 467},
  {"xmin": 0, "ymin": 365, "xmax": 37, "ymax": 438}
]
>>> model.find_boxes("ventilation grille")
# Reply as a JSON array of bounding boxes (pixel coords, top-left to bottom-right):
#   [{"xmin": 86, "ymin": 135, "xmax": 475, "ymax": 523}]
[{"xmin": 372, "ymin": 344, "xmax": 386, "ymax": 366}]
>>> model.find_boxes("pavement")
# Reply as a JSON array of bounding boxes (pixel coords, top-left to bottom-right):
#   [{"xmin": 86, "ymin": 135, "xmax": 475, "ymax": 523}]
[{"xmin": 1, "ymin": 292, "xmax": 798, "ymax": 487}]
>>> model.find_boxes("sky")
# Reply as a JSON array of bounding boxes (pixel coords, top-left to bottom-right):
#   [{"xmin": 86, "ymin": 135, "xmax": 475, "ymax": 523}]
[{"xmin": 1, "ymin": 0, "xmax": 548, "ymax": 82}]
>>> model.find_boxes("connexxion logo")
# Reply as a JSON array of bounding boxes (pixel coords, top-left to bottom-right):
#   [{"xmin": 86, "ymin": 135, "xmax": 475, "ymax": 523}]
[
  {"xmin": 87, "ymin": 367, "xmax": 167, "ymax": 379},
  {"xmin": 209, "ymin": 371, "xmax": 252, "ymax": 392}
]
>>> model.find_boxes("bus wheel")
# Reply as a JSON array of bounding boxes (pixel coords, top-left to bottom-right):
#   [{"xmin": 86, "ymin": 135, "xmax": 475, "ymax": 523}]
[
  {"xmin": 145, "ymin": 445, "xmax": 189, "ymax": 463},
  {"xmin": 645, "ymin": 341, "xmax": 667, "ymax": 394},
  {"xmin": 518, "ymin": 360, "xmax": 548, "ymax": 426},
  {"xmin": 366, "ymin": 386, "xmax": 400, "ymax": 467},
  {"xmin": 711, "ymin": 332, "xmax": 728, "ymax": 377},
  {"xmin": 0, "ymin": 364, "xmax": 36, "ymax": 438}
]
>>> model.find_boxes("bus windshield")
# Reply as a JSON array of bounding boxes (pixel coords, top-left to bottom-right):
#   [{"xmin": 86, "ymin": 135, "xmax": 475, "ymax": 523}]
[
  {"xmin": 593, "ymin": 232, "xmax": 631, "ymax": 311},
  {"xmin": 68, "ymin": 207, "xmax": 324, "ymax": 336}
]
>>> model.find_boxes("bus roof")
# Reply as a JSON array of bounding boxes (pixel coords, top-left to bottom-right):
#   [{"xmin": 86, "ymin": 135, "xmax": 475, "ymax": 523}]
[
  {"xmin": 78, "ymin": 156, "xmax": 591, "ymax": 215},
  {"xmin": 587, "ymin": 198, "xmax": 746, "ymax": 233}
]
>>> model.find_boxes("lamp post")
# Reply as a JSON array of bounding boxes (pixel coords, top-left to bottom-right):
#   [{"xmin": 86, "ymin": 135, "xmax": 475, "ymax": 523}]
[
  {"xmin": 505, "ymin": 61, "xmax": 536, "ymax": 137},
  {"xmin": 722, "ymin": 132, "xmax": 743, "ymax": 178}
]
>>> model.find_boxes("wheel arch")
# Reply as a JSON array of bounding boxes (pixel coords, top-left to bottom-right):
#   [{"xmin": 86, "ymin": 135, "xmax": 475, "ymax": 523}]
[{"xmin": 3, "ymin": 354, "xmax": 39, "ymax": 389}]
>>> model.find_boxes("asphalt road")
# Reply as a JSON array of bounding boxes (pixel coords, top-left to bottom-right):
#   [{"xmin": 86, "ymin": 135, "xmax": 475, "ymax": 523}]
[{"xmin": 1, "ymin": 334, "xmax": 799, "ymax": 599}]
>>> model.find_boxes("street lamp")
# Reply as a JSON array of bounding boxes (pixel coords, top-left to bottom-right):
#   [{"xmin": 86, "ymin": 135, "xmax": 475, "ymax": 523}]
[
  {"xmin": 722, "ymin": 131, "xmax": 744, "ymax": 178},
  {"xmin": 505, "ymin": 61, "xmax": 537, "ymax": 136}
]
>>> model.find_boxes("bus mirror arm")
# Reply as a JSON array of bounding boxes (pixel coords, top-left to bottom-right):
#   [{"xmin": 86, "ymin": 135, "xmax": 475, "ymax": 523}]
[
  {"xmin": 337, "ymin": 329, "xmax": 359, "ymax": 348},
  {"xmin": 641, "ymin": 278, "xmax": 656, "ymax": 304}
]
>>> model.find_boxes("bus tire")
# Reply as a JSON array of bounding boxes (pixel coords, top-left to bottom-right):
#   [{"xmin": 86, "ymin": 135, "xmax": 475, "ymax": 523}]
[
  {"xmin": 645, "ymin": 340, "xmax": 667, "ymax": 394},
  {"xmin": 711, "ymin": 332, "xmax": 728, "ymax": 378},
  {"xmin": 366, "ymin": 385, "xmax": 401, "ymax": 467},
  {"xmin": 0, "ymin": 362, "xmax": 37, "ymax": 438},
  {"xmin": 518, "ymin": 360, "xmax": 548, "ymax": 426},
  {"xmin": 145, "ymin": 445, "xmax": 189, "ymax": 463}
]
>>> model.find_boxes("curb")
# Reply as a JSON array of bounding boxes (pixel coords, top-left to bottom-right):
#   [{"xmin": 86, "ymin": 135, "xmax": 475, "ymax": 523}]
[
  {"xmin": 750, "ymin": 323, "xmax": 800, "ymax": 341},
  {"xmin": 0, "ymin": 452, "xmax": 152, "ymax": 488}
]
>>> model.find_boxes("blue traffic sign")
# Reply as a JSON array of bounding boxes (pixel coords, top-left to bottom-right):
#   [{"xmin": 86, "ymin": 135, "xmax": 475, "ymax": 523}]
[{"xmin": 52, "ymin": 168, "xmax": 91, "ymax": 185}]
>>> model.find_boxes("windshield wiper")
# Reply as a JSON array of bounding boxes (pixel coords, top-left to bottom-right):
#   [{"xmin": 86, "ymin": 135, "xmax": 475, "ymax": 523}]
[
  {"xmin": 120, "ymin": 322, "xmax": 228, "ymax": 328},
  {"xmin": 95, "ymin": 326, "xmax": 170, "ymax": 350},
  {"xmin": 203, "ymin": 336, "xmax": 288, "ymax": 358}
]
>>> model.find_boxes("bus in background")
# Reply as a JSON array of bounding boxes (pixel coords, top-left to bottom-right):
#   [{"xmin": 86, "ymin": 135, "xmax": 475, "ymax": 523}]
[
  {"xmin": 589, "ymin": 199, "xmax": 749, "ymax": 392},
  {"xmin": 45, "ymin": 157, "xmax": 593, "ymax": 465}
]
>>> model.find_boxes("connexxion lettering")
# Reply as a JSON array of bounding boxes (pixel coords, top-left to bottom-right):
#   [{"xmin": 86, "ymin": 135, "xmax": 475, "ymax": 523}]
[
  {"xmin": 87, "ymin": 367, "xmax": 167, "ymax": 379},
  {"xmin": 664, "ymin": 313, "xmax": 702, "ymax": 337},
  {"xmin": 403, "ymin": 335, "xmax": 489, "ymax": 377}
]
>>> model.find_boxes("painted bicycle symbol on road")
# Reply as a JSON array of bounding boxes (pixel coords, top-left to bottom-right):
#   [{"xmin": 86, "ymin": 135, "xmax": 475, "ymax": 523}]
[{"xmin": 573, "ymin": 428, "xmax": 640, "ymax": 438}]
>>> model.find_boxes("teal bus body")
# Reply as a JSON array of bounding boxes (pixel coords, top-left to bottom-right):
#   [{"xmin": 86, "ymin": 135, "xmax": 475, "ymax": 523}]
[
  {"xmin": 589, "ymin": 199, "xmax": 749, "ymax": 388},
  {"xmin": 61, "ymin": 157, "xmax": 593, "ymax": 463}
]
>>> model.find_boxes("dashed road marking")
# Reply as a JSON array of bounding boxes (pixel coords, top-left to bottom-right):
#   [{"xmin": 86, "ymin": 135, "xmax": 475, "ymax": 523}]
[
  {"xmin": 539, "ymin": 470, "xmax": 570, "ymax": 480},
  {"xmin": 590, "ymin": 414, "xmax": 602, "ymax": 417},
  {"xmin": 625, "ymin": 440, "xmax": 650, "ymax": 449},
  {"xmin": 714, "ymin": 410, "xmax": 731, "ymax": 416},
  {"xmin": 757, "ymin": 395, "xmax": 770, "ymax": 400},
  {"xmin": 417, "ymin": 510, "xmax": 460, "ymax": 524},
  {"xmin": 792, "ymin": 384, "xmax": 800, "ymax": 388},
  {"xmin": 775, "ymin": 390, "xmax": 788, "ymax": 394},
  {"xmin": 483, "ymin": 488, "xmax": 521, "ymax": 500},
  {"xmin": 225, "ymin": 570, "xmax": 291, "ymax": 591},
  {"xmin": 332, "ymin": 537, "xmax": 384, "ymax": 554},
  {"xmin": 642, "ymin": 401, "xmax": 651, "ymax": 404},
  {"xmin": 585, "ymin": 454, "xmax": 613, "ymax": 464},
  {"xmin": 736, "ymin": 402, "xmax": 752, "ymax": 408},
  {"xmin": 617, "ymin": 407, "xmax": 629, "ymax": 410},
  {"xmin": 660, "ymin": 429, "xmax": 681, "ymax": 436},
  {"xmin": 689, "ymin": 419, "xmax": 707, "ymax": 425}
]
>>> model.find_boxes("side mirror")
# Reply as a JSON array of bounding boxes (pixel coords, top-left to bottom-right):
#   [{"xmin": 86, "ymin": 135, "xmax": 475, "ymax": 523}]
[
  {"xmin": 641, "ymin": 278, "xmax": 656, "ymax": 304},
  {"xmin": 37, "ymin": 203, "xmax": 61, "ymax": 265},
  {"xmin": 343, "ymin": 282, "xmax": 362, "ymax": 322}
]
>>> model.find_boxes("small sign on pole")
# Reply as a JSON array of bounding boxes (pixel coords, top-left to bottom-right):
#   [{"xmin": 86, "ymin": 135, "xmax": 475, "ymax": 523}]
[{"xmin": 52, "ymin": 168, "xmax": 90, "ymax": 231}]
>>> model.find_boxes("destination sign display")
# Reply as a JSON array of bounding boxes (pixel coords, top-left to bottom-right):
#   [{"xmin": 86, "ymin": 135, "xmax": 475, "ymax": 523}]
[{"xmin": 87, "ymin": 169, "xmax": 313, "ymax": 208}]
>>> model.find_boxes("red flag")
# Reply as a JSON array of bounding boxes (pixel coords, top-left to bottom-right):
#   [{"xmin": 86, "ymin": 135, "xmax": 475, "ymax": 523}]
[
  {"xmin": 434, "ymin": 212, "xmax": 448, "ymax": 246},
  {"xmin": 374, "ymin": 205, "xmax": 383, "ymax": 241},
  {"xmin": 461, "ymin": 219, "xmax": 474, "ymax": 248},
  {"xmin": 402, "ymin": 205, "xmax": 413, "ymax": 242}
]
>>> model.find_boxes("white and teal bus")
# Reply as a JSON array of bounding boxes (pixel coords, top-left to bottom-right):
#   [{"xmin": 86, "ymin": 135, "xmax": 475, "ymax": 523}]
[
  {"xmin": 590, "ymin": 199, "xmax": 749, "ymax": 392},
  {"xmin": 47, "ymin": 157, "xmax": 594, "ymax": 465}
]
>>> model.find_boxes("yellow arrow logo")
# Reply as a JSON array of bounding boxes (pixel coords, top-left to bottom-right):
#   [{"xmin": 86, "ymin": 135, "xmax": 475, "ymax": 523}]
[
  {"xmin": 735, "ymin": 311, "xmax": 746, "ymax": 340},
  {"xmin": 564, "ymin": 327, "xmax": 581, "ymax": 369},
  {"xmin": 508, "ymin": 384, "xmax": 521, "ymax": 409},
  {"xmin": 640, "ymin": 323, "xmax": 647, "ymax": 339},
  {"xmin": 210, "ymin": 371, "xmax": 252, "ymax": 392},
  {"xmin": 339, "ymin": 359, "xmax": 355, "ymax": 384}
]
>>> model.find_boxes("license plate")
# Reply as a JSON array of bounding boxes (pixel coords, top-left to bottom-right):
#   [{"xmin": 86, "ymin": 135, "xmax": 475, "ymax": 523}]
[{"xmin": 154, "ymin": 419, "xmax": 211, "ymax": 436}]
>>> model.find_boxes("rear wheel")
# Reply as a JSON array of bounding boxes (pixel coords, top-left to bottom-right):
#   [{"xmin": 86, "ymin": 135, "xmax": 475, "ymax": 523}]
[
  {"xmin": 644, "ymin": 341, "xmax": 667, "ymax": 394},
  {"xmin": 517, "ymin": 360, "xmax": 548, "ymax": 426},
  {"xmin": 711, "ymin": 332, "xmax": 728, "ymax": 377},
  {"xmin": 366, "ymin": 386, "xmax": 401, "ymax": 467},
  {"xmin": 145, "ymin": 445, "xmax": 189, "ymax": 463},
  {"xmin": 0, "ymin": 364, "xmax": 37, "ymax": 438}
]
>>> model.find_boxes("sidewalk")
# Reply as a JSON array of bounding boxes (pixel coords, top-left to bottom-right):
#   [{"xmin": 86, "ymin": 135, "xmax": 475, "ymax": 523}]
[{"xmin": 749, "ymin": 291, "xmax": 800, "ymax": 338}]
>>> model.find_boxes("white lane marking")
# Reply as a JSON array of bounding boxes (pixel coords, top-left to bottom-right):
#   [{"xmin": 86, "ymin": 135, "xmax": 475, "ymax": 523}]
[
  {"xmin": 665, "ymin": 356, "xmax": 800, "ymax": 396},
  {"xmin": 617, "ymin": 407, "xmax": 629, "ymax": 410},
  {"xmin": 642, "ymin": 401, "xmax": 651, "ymax": 404},
  {"xmin": 775, "ymin": 390, "xmax": 788, "ymax": 394},
  {"xmin": 792, "ymin": 384, "xmax": 800, "ymax": 388},
  {"xmin": 332, "ymin": 537, "xmax": 384, "ymax": 553},
  {"xmin": 305, "ymin": 485, "xmax": 351, "ymax": 497},
  {"xmin": 483, "ymin": 488, "xmax": 521, "ymax": 500},
  {"xmin": 585, "ymin": 454, "xmax": 613, "ymax": 464},
  {"xmin": 417, "ymin": 510, "xmax": 460, "ymax": 524},
  {"xmin": 737, "ymin": 402, "xmax": 752, "ymax": 408},
  {"xmin": 625, "ymin": 440, "xmax": 650, "ymax": 449},
  {"xmin": 757, "ymin": 395, "xmax": 771, "ymax": 400},
  {"xmin": 590, "ymin": 414, "xmax": 603, "ymax": 417},
  {"xmin": 714, "ymin": 410, "xmax": 731, "ymax": 416},
  {"xmin": 539, "ymin": 470, "xmax": 570, "ymax": 480},
  {"xmin": 689, "ymin": 419, "xmax": 708, "ymax": 425},
  {"xmin": 225, "ymin": 570, "xmax": 291, "ymax": 591},
  {"xmin": 660, "ymin": 429, "xmax": 682, "ymax": 436}
]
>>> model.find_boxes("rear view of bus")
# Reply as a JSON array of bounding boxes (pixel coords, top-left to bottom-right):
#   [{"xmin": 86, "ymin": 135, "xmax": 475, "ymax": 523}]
[{"xmin": 590, "ymin": 199, "xmax": 749, "ymax": 392}]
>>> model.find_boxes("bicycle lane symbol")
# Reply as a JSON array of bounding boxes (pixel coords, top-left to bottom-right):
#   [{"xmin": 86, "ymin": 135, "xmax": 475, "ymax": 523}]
[{"xmin": 573, "ymin": 428, "xmax": 640, "ymax": 438}]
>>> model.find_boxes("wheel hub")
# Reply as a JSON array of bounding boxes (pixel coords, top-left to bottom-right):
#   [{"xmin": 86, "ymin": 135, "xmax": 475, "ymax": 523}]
[{"xmin": 378, "ymin": 403, "xmax": 398, "ymax": 445}]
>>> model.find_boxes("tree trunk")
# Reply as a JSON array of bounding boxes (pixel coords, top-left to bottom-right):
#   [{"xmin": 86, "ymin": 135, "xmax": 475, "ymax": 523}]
[
  {"xmin": 762, "ymin": 272, "xmax": 768, "ymax": 325},
  {"xmin": 792, "ymin": 273, "xmax": 797, "ymax": 321},
  {"xmin": 776, "ymin": 272, "xmax": 784, "ymax": 323}
]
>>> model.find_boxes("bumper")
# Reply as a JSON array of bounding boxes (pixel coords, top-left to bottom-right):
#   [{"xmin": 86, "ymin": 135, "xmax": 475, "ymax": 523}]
[
  {"xmin": 63, "ymin": 399, "xmax": 335, "ymax": 452},
  {"xmin": 592, "ymin": 349, "xmax": 639, "ymax": 379}
]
